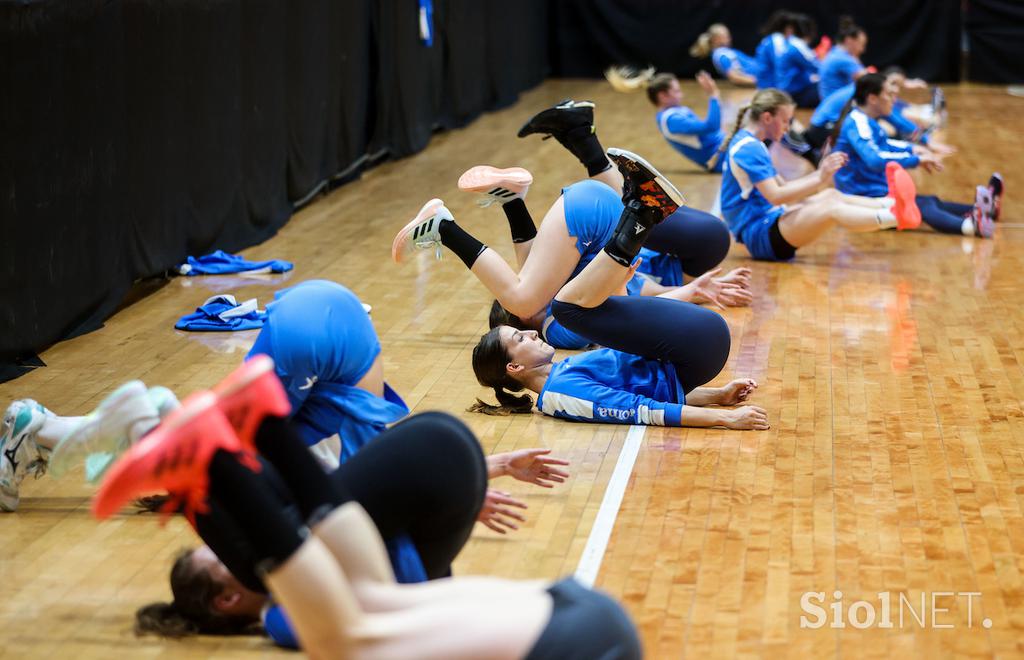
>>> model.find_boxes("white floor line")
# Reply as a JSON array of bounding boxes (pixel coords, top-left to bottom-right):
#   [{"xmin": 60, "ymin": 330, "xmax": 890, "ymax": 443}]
[
  {"xmin": 709, "ymin": 187, "xmax": 722, "ymax": 218},
  {"xmin": 574, "ymin": 424, "xmax": 646, "ymax": 588}
]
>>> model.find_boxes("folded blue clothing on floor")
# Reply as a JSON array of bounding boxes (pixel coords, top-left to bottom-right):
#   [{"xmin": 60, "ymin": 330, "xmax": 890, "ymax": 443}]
[
  {"xmin": 175, "ymin": 295, "xmax": 268, "ymax": 332},
  {"xmin": 177, "ymin": 250, "xmax": 293, "ymax": 276}
]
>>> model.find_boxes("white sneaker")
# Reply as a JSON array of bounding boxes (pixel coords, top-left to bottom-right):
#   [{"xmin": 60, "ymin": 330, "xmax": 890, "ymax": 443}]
[
  {"xmin": 391, "ymin": 198, "xmax": 453, "ymax": 263},
  {"xmin": 50, "ymin": 381, "xmax": 161, "ymax": 483},
  {"xmin": 975, "ymin": 185, "xmax": 994, "ymax": 220},
  {"xmin": 0, "ymin": 400, "xmax": 52, "ymax": 512},
  {"xmin": 970, "ymin": 206, "xmax": 995, "ymax": 239},
  {"xmin": 458, "ymin": 166, "xmax": 533, "ymax": 207}
]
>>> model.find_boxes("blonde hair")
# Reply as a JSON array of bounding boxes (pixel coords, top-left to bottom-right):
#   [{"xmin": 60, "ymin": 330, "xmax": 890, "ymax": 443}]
[
  {"xmin": 718, "ymin": 88, "xmax": 795, "ymax": 156},
  {"xmin": 689, "ymin": 24, "xmax": 729, "ymax": 58},
  {"xmin": 604, "ymin": 65, "xmax": 656, "ymax": 93}
]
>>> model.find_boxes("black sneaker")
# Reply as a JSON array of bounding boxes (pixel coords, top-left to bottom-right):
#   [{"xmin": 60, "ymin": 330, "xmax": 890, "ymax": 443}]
[
  {"xmin": 606, "ymin": 148, "xmax": 685, "ymax": 221},
  {"xmin": 517, "ymin": 99, "xmax": 595, "ymax": 140},
  {"xmin": 988, "ymin": 172, "xmax": 1004, "ymax": 221},
  {"xmin": 780, "ymin": 129, "xmax": 811, "ymax": 155}
]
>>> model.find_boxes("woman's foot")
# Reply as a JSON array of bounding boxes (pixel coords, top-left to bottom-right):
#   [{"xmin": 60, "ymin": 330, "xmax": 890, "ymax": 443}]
[
  {"xmin": 0, "ymin": 400, "xmax": 52, "ymax": 512},
  {"xmin": 606, "ymin": 148, "xmax": 685, "ymax": 220},
  {"xmin": 391, "ymin": 198, "xmax": 452, "ymax": 263},
  {"xmin": 458, "ymin": 166, "xmax": 533, "ymax": 207},
  {"xmin": 988, "ymin": 172, "xmax": 1004, "ymax": 221},
  {"xmin": 885, "ymin": 162, "xmax": 921, "ymax": 230},
  {"xmin": 92, "ymin": 391, "xmax": 255, "ymax": 521},
  {"xmin": 517, "ymin": 99, "xmax": 595, "ymax": 140}
]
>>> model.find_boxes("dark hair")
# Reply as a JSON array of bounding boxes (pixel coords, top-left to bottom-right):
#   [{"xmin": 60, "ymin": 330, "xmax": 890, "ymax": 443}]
[
  {"xmin": 836, "ymin": 15, "xmax": 864, "ymax": 42},
  {"xmin": 489, "ymin": 299, "xmax": 524, "ymax": 330},
  {"xmin": 830, "ymin": 72, "xmax": 887, "ymax": 145},
  {"xmin": 791, "ymin": 13, "xmax": 817, "ymax": 41},
  {"xmin": 135, "ymin": 549, "xmax": 259, "ymax": 638},
  {"xmin": 468, "ymin": 327, "xmax": 535, "ymax": 416},
  {"xmin": 760, "ymin": 10, "xmax": 795, "ymax": 36},
  {"xmin": 645, "ymin": 72, "xmax": 678, "ymax": 105}
]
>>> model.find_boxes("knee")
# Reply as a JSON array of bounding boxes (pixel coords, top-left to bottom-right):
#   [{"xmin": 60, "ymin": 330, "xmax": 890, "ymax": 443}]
[
  {"xmin": 809, "ymin": 188, "xmax": 838, "ymax": 204},
  {"xmin": 691, "ymin": 307, "xmax": 731, "ymax": 374},
  {"xmin": 401, "ymin": 412, "xmax": 487, "ymax": 496}
]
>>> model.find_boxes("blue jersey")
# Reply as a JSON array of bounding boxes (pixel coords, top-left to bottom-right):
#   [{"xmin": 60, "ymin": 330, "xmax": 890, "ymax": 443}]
[
  {"xmin": 833, "ymin": 108, "xmax": 919, "ymax": 197},
  {"xmin": 818, "ymin": 46, "xmax": 862, "ymax": 99},
  {"xmin": 777, "ymin": 36, "xmax": 819, "ymax": 94},
  {"xmin": 720, "ymin": 129, "xmax": 780, "ymax": 242},
  {"xmin": 712, "ymin": 46, "xmax": 760, "ymax": 78},
  {"xmin": 537, "ymin": 349, "xmax": 686, "ymax": 426},
  {"xmin": 655, "ymin": 100, "xmax": 724, "ymax": 170},
  {"xmin": 755, "ymin": 33, "xmax": 787, "ymax": 88},
  {"xmin": 882, "ymin": 101, "xmax": 930, "ymax": 144},
  {"xmin": 810, "ymin": 83, "xmax": 855, "ymax": 127}
]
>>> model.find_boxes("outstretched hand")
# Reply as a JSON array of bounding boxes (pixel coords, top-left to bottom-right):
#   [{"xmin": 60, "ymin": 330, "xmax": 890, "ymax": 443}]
[
  {"xmin": 718, "ymin": 378, "xmax": 758, "ymax": 405},
  {"xmin": 696, "ymin": 70, "xmax": 719, "ymax": 97},
  {"xmin": 689, "ymin": 268, "xmax": 752, "ymax": 309},
  {"xmin": 500, "ymin": 448, "xmax": 571, "ymax": 488},
  {"xmin": 723, "ymin": 405, "xmax": 770, "ymax": 430},
  {"xmin": 478, "ymin": 489, "xmax": 528, "ymax": 534},
  {"xmin": 818, "ymin": 151, "xmax": 848, "ymax": 181}
]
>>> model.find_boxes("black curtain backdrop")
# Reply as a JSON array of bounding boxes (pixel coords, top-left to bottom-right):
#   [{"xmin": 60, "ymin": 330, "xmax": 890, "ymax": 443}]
[
  {"xmin": 967, "ymin": 0, "xmax": 1024, "ymax": 83},
  {"xmin": 550, "ymin": 0, "xmax": 962, "ymax": 83},
  {"xmin": 0, "ymin": 0, "xmax": 547, "ymax": 379}
]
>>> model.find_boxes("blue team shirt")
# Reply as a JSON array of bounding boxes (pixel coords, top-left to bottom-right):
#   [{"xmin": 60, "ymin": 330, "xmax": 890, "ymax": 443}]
[
  {"xmin": 755, "ymin": 33, "xmax": 788, "ymax": 88},
  {"xmin": 655, "ymin": 100, "xmax": 724, "ymax": 170},
  {"xmin": 810, "ymin": 83, "xmax": 855, "ymax": 127},
  {"xmin": 833, "ymin": 108, "xmax": 919, "ymax": 197},
  {"xmin": 720, "ymin": 129, "xmax": 779, "ymax": 241},
  {"xmin": 777, "ymin": 36, "xmax": 819, "ymax": 94},
  {"xmin": 818, "ymin": 46, "xmax": 863, "ymax": 99},
  {"xmin": 537, "ymin": 349, "xmax": 686, "ymax": 426},
  {"xmin": 712, "ymin": 46, "xmax": 760, "ymax": 78}
]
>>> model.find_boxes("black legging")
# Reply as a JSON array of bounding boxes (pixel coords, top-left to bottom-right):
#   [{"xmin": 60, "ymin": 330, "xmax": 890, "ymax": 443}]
[
  {"xmin": 195, "ymin": 412, "xmax": 488, "ymax": 592},
  {"xmin": 550, "ymin": 296, "xmax": 730, "ymax": 393},
  {"xmin": 917, "ymin": 195, "xmax": 972, "ymax": 235},
  {"xmin": 644, "ymin": 207, "xmax": 731, "ymax": 278}
]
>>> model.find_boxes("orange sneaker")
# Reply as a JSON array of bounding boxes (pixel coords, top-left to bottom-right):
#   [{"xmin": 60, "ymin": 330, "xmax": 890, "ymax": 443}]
[
  {"xmin": 886, "ymin": 162, "xmax": 921, "ymax": 230},
  {"xmin": 457, "ymin": 166, "xmax": 533, "ymax": 207},
  {"xmin": 92, "ymin": 391, "xmax": 255, "ymax": 521},
  {"xmin": 212, "ymin": 355, "xmax": 291, "ymax": 450}
]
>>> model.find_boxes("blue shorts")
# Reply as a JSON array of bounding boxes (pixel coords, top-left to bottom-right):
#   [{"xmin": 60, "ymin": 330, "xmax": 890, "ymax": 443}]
[
  {"xmin": 737, "ymin": 207, "xmax": 793, "ymax": 261},
  {"xmin": 562, "ymin": 179, "xmax": 623, "ymax": 273}
]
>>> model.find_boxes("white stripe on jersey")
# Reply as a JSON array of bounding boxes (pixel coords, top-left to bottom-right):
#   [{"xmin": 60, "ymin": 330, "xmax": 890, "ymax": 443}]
[
  {"xmin": 659, "ymin": 109, "xmax": 702, "ymax": 149},
  {"xmin": 636, "ymin": 405, "xmax": 666, "ymax": 426},
  {"xmin": 727, "ymin": 135, "xmax": 764, "ymax": 200},
  {"xmin": 541, "ymin": 391, "xmax": 594, "ymax": 419},
  {"xmin": 852, "ymin": 110, "xmax": 913, "ymax": 159},
  {"xmin": 540, "ymin": 315, "xmax": 556, "ymax": 342}
]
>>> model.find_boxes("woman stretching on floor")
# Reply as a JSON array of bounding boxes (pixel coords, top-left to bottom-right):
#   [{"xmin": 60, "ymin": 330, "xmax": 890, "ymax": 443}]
[
  {"xmin": 92, "ymin": 361, "xmax": 642, "ymax": 659},
  {"xmin": 690, "ymin": 23, "xmax": 759, "ymax": 87},
  {"xmin": 832, "ymin": 73, "xmax": 999, "ymax": 238},
  {"xmin": 469, "ymin": 153, "xmax": 768, "ymax": 431},
  {"xmin": 719, "ymin": 88, "xmax": 922, "ymax": 262},
  {"xmin": 393, "ymin": 100, "xmax": 750, "ymax": 349}
]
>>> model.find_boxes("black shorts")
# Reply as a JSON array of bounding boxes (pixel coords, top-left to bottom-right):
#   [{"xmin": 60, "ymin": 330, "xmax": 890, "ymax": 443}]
[
  {"xmin": 768, "ymin": 215, "xmax": 797, "ymax": 260},
  {"xmin": 525, "ymin": 578, "xmax": 642, "ymax": 660}
]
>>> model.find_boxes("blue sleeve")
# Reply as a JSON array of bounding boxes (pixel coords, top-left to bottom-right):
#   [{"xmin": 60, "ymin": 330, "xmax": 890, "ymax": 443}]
[
  {"xmin": 884, "ymin": 108, "xmax": 918, "ymax": 140},
  {"xmin": 733, "ymin": 141, "xmax": 776, "ymax": 184},
  {"xmin": 840, "ymin": 117, "xmax": 919, "ymax": 172},
  {"xmin": 544, "ymin": 381, "xmax": 684, "ymax": 426},
  {"xmin": 263, "ymin": 605, "xmax": 299, "ymax": 649},
  {"xmin": 712, "ymin": 51, "xmax": 733, "ymax": 74},
  {"xmin": 664, "ymin": 99, "xmax": 720, "ymax": 136},
  {"xmin": 542, "ymin": 317, "xmax": 591, "ymax": 350}
]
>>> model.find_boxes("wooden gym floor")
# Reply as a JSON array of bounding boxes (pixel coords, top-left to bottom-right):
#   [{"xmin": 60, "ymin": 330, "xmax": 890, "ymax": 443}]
[{"xmin": 1, "ymin": 80, "xmax": 1022, "ymax": 659}]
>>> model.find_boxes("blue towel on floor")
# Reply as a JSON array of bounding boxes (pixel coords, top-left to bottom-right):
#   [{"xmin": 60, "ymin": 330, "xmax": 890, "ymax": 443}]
[
  {"xmin": 175, "ymin": 295, "xmax": 267, "ymax": 331},
  {"xmin": 177, "ymin": 250, "xmax": 293, "ymax": 276}
]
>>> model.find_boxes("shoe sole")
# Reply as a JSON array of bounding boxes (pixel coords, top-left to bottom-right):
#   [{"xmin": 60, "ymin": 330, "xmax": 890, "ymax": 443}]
[
  {"xmin": 606, "ymin": 147, "xmax": 687, "ymax": 208},
  {"xmin": 391, "ymin": 198, "xmax": 446, "ymax": 264},
  {"xmin": 458, "ymin": 166, "xmax": 533, "ymax": 195},
  {"xmin": 886, "ymin": 162, "xmax": 921, "ymax": 230}
]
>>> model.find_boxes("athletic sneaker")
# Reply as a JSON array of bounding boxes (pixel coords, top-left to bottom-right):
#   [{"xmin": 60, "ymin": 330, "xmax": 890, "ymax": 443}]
[
  {"xmin": 988, "ymin": 172, "xmax": 1004, "ymax": 221},
  {"xmin": 458, "ymin": 166, "xmax": 533, "ymax": 208},
  {"xmin": 0, "ymin": 400, "xmax": 52, "ymax": 512},
  {"xmin": 49, "ymin": 381, "xmax": 161, "ymax": 483},
  {"xmin": 92, "ymin": 391, "xmax": 255, "ymax": 521},
  {"xmin": 780, "ymin": 129, "xmax": 811, "ymax": 155},
  {"xmin": 974, "ymin": 185, "xmax": 995, "ymax": 221},
  {"xmin": 931, "ymin": 87, "xmax": 947, "ymax": 128},
  {"xmin": 885, "ymin": 162, "xmax": 922, "ymax": 230},
  {"xmin": 517, "ymin": 99, "xmax": 595, "ymax": 140},
  {"xmin": 606, "ymin": 148, "xmax": 685, "ymax": 221},
  {"xmin": 971, "ymin": 206, "xmax": 995, "ymax": 239},
  {"xmin": 391, "ymin": 198, "xmax": 452, "ymax": 263},
  {"xmin": 211, "ymin": 354, "xmax": 291, "ymax": 449}
]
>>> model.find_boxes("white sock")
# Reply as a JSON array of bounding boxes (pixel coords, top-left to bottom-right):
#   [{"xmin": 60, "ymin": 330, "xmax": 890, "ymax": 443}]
[
  {"xmin": 961, "ymin": 216, "xmax": 975, "ymax": 236},
  {"xmin": 881, "ymin": 196, "xmax": 896, "ymax": 208},
  {"xmin": 876, "ymin": 209, "xmax": 897, "ymax": 229}
]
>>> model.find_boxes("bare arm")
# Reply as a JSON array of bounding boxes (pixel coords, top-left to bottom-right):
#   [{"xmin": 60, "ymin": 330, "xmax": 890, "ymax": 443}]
[
  {"xmin": 756, "ymin": 151, "xmax": 848, "ymax": 205},
  {"xmin": 726, "ymin": 69, "xmax": 757, "ymax": 86}
]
